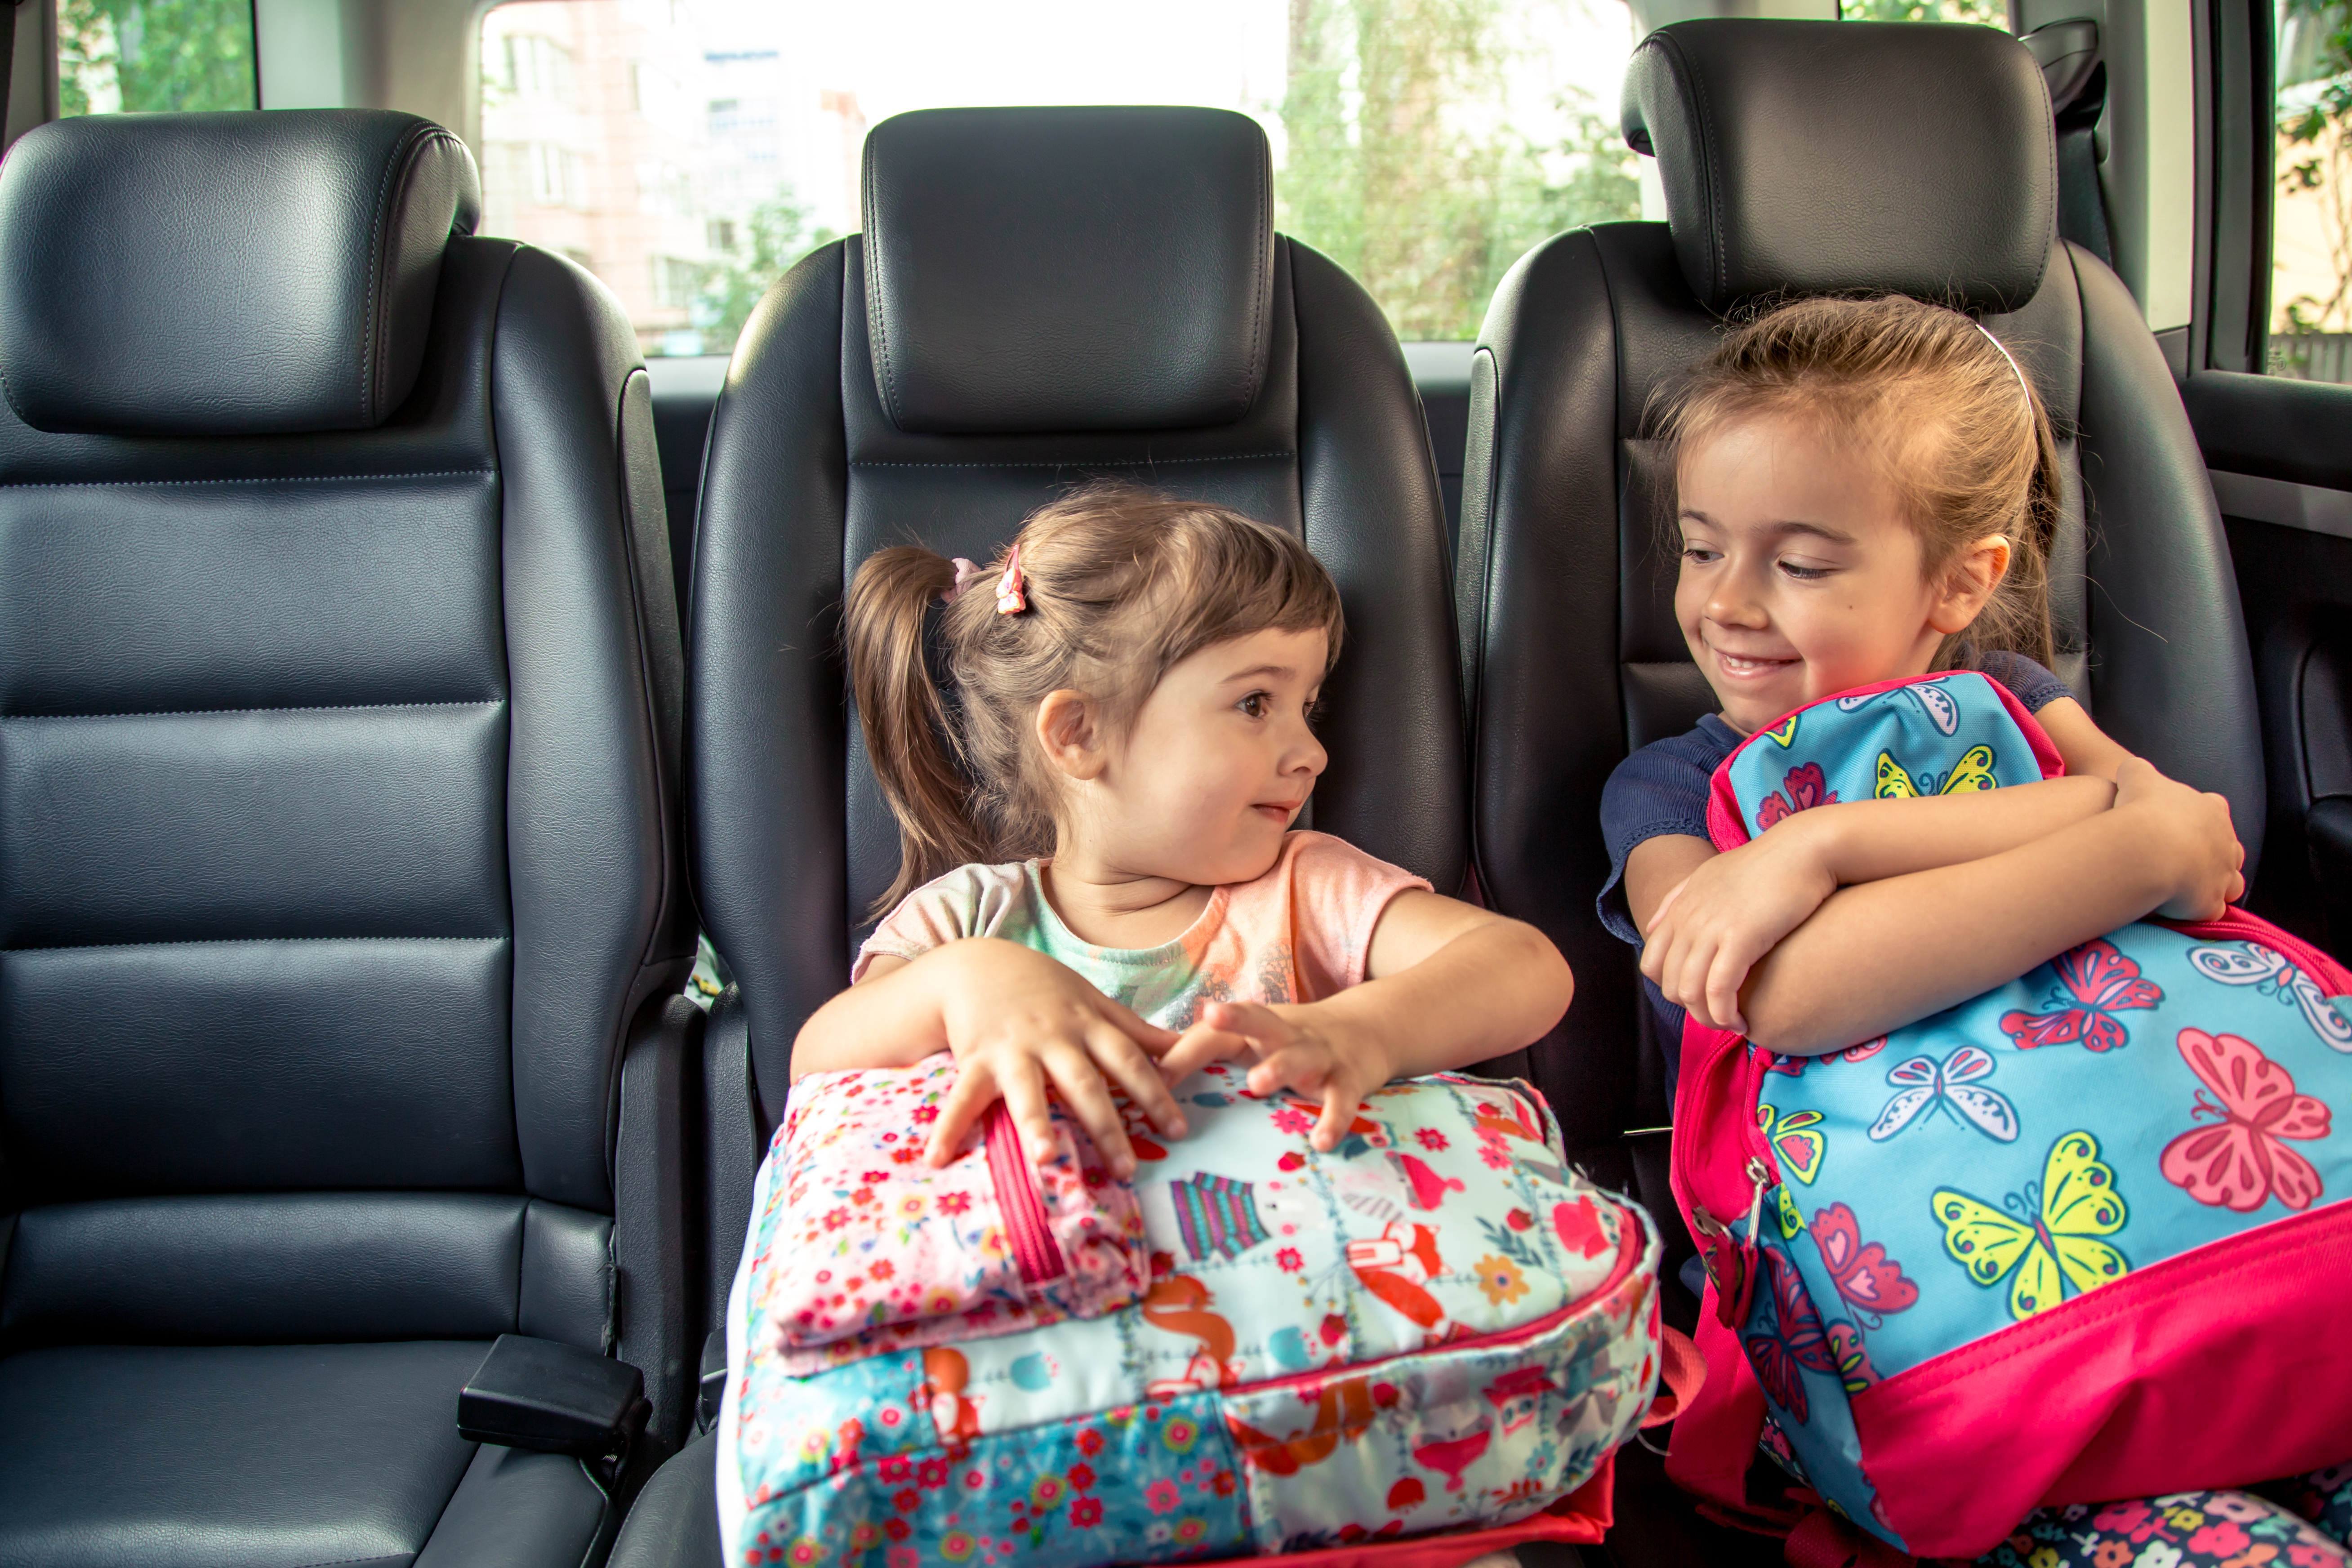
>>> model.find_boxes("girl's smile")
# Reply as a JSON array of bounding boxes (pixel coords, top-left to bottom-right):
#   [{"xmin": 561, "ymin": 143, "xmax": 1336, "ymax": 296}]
[{"xmin": 1675, "ymin": 413, "xmax": 2005, "ymax": 735}]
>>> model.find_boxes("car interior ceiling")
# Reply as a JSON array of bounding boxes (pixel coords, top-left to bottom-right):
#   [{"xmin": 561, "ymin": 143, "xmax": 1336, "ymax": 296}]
[{"xmin": 0, "ymin": 0, "xmax": 2347, "ymax": 1563}]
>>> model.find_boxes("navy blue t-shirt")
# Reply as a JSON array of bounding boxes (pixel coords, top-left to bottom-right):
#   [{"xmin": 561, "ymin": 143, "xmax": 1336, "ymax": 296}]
[{"xmin": 1596, "ymin": 652, "xmax": 2077, "ymax": 1065}]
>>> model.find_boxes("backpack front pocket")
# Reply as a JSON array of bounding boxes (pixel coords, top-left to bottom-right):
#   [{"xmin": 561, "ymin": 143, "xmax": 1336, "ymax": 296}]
[{"xmin": 754, "ymin": 1053, "xmax": 1149, "ymax": 1375}]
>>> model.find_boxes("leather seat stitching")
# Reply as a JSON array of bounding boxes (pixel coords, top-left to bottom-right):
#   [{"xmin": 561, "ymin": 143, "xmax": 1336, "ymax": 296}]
[
  {"xmin": 7, "ymin": 935, "xmax": 511, "ymax": 953},
  {"xmin": 282, "ymin": 1555, "xmax": 418, "ymax": 1568},
  {"xmin": 849, "ymin": 451, "xmax": 1293, "ymax": 469},
  {"xmin": 0, "ymin": 469, "xmax": 494, "ymax": 490},
  {"xmin": 0, "ymin": 699, "xmax": 503, "ymax": 722}
]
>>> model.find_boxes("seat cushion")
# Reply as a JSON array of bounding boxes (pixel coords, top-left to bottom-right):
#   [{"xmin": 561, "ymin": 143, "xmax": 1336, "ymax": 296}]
[
  {"xmin": 606, "ymin": 1431, "xmax": 719, "ymax": 1568},
  {"xmin": 0, "ymin": 1340, "xmax": 598, "ymax": 1568}
]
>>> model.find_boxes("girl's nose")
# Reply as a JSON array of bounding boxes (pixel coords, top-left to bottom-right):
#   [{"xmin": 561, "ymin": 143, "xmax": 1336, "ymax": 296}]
[
  {"xmin": 1705, "ymin": 574, "xmax": 1770, "ymax": 628},
  {"xmin": 1291, "ymin": 725, "xmax": 1329, "ymax": 778}
]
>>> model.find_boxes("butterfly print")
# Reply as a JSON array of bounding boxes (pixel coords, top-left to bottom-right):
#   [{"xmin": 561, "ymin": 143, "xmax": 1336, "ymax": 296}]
[
  {"xmin": 1869, "ymin": 1046, "xmax": 2019, "ymax": 1143},
  {"xmin": 2160, "ymin": 1028, "xmax": 2332, "ymax": 1212},
  {"xmin": 1762, "ymin": 1038, "xmax": 1889, "ymax": 1080},
  {"xmin": 2000, "ymin": 938, "xmax": 2163, "ymax": 1052},
  {"xmin": 1875, "ymin": 743, "xmax": 1999, "ymax": 800},
  {"xmin": 1743, "ymin": 1248, "xmax": 1836, "ymax": 1423},
  {"xmin": 1756, "ymin": 1103, "xmax": 1826, "ymax": 1184},
  {"xmin": 1932, "ymin": 1130, "xmax": 2129, "ymax": 1321},
  {"xmin": 1810, "ymin": 1203, "xmax": 1920, "ymax": 1329},
  {"xmin": 1762, "ymin": 714, "xmax": 1801, "ymax": 748},
  {"xmin": 1825, "ymin": 1320, "xmax": 1880, "ymax": 1394},
  {"xmin": 1836, "ymin": 680, "xmax": 1960, "ymax": 735},
  {"xmin": 2188, "ymin": 942, "xmax": 2352, "ymax": 1052},
  {"xmin": 1756, "ymin": 763, "xmax": 1838, "ymax": 832}
]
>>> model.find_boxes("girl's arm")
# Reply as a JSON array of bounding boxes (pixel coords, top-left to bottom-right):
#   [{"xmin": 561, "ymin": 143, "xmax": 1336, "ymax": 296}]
[
  {"xmin": 2036, "ymin": 697, "xmax": 2135, "ymax": 782},
  {"xmin": 1630, "ymin": 774, "xmax": 2121, "ymax": 1031},
  {"xmin": 1652, "ymin": 761, "xmax": 2243, "ymax": 1054},
  {"xmin": 1154, "ymin": 893, "xmax": 1573, "ymax": 1149},
  {"xmin": 790, "ymin": 937, "xmax": 1187, "ymax": 1176}
]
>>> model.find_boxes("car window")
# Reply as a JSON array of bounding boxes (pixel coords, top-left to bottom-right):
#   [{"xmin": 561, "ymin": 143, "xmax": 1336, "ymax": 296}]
[
  {"xmin": 1837, "ymin": 0, "xmax": 2008, "ymax": 25},
  {"xmin": 57, "ymin": 0, "xmax": 258, "ymax": 116},
  {"xmin": 2273, "ymin": 0, "xmax": 2352, "ymax": 379},
  {"xmin": 474, "ymin": 0, "xmax": 1641, "ymax": 356}
]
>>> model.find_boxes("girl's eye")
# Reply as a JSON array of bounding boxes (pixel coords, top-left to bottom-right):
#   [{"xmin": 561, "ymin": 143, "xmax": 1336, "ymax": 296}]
[
  {"xmin": 1681, "ymin": 545, "xmax": 1720, "ymax": 564},
  {"xmin": 1779, "ymin": 560, "xmax": 1833, "ymax": 581},
  {"xmin": 1237, "ymin": 692, "xmax": 1270, "ymax": 719},
  {"xmin": 1306, "ymin": 697, "xmax": 1328, "ymax": 728}
]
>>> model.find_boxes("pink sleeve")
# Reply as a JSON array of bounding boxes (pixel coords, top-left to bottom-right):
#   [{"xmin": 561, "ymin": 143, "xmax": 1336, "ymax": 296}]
[
  {"xmin": 850, "ymin": 863, "xmax": 1025, "ymax": 982},
  {"xmin": 1280, "ymin": 832, "xmax": 1434, "ymax": 1002}
]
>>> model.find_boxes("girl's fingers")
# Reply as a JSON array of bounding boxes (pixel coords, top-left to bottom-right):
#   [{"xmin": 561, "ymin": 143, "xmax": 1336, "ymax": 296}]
[
  {"xmin": 1094, "ymin": 993, "xmax": 1181, "ymax": 1055},
  {"xmin": 1203, "ymin": 999, "xmax": 1294, "ymax": 1053},
  {"xmin": 926, "ymin": 1064, "xmax": 998, "ymax": 1167},
  {"xmin": 1706, "ymin": 943, "xmax": 1750, "ymax": 1038},
  {"xmin": 1037, "ymin": 1042, "xmax": 1136, "ymax": 1177},
  {"xmin": 1085, "ymin": 1022, "xmax": 1189, "ymax": 1143},
  {"xmin": 993, "ymin": 1054, "xmax": 1061, "ymax": 1167},
  {"xmin": 1244, "ymin": 1043, "xmax": 1326, "ymax": 1101},
  {"xmin": 1153, "ymin": 1023, "xmax": 1248, "ymax": 1085},
  {"xmin": 1310, "ymin": 1080, "xmax": 1363, "ymax": 1153}
]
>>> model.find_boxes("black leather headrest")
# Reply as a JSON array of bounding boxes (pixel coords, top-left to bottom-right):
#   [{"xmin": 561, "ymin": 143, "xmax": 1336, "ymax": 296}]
[
  {"xmin": 0, "ymin": 109, "xmax": 481, "ymax": 437},
  {"xmin": 1622, "ymin": 20, "xmax": 2056, "ymax": 313},
  {"xmin": 861, "ymin": 105, "xmax": 1274, "ymax": 435}
]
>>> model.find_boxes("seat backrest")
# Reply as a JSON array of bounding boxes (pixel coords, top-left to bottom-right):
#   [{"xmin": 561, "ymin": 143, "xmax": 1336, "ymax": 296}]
[
  {"xmin": 0, "ymin": 111, "xmax": 690, "ymax": 1362},
  {"xmin": 1456, "ymin": 19, "xmax": 2263, "ymax": 1177},
  {"xmin": 688, "ymin": 105, "xmax": 1466, "ymax": 1131}
]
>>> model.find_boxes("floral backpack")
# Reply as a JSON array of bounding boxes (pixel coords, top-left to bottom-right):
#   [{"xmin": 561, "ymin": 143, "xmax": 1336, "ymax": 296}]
[
  {"xmin": 1665, "ymin": 671, "xmax": 2352, "ymax": 1562},
  {"xmin": 717, "ymin": 1056, "xmax": 1686, "ymax": 1568}
]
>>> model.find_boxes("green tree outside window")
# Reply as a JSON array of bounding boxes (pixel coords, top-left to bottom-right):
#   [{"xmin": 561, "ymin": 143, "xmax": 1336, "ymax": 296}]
[
  {"xmin": 60, "ymin": 0, "xmax": 258, "ymax": 117},
  {"xmin": 1278, "ymin": 0, "xmax": 1642, "ymax": 341}
]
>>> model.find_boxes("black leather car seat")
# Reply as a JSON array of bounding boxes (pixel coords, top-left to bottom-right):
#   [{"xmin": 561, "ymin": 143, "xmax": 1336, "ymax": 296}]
[
  {"xmin": 1456, "ymin": 12, "xmax": 2262, "ymax": 1316},
  {"xmin": 0, "ymin": 111, "xmax": 695, "ymax": 1567},
  {"xmin": 608, "ymin": 103, "xmax": 1468, "ymax": 1566}
]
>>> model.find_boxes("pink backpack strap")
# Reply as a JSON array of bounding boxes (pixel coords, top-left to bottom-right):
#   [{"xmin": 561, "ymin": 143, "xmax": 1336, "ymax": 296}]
[
  {"xmin": 1784, "ymin": 1500, "xmax": 1917, "ymax": 1568},
  {"xmin": 1664, "ymin": 1286, "xmax": 1767, "ymax": 1511}
]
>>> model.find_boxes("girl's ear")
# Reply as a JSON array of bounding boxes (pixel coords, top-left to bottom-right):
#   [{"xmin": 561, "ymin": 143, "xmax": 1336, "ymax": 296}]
[
  {"xmin": 1929, "ymin": 534, "xmax": 2012, "ymax": 636},
  {"xmin": 1035, "ymin": 689, "xmax": 1107, "ymax": 782}
]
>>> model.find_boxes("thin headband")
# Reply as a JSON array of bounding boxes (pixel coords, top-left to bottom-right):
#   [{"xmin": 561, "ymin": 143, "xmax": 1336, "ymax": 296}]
[{"xmin": 1975, "ymin": 321, "xmax": 2035, "ymax": 415}]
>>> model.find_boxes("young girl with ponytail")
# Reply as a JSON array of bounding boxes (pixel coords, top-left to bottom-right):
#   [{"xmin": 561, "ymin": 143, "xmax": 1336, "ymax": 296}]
[{"xmin": 796, "ymin": 485, "xmax": 1572, "ymax": 1186}]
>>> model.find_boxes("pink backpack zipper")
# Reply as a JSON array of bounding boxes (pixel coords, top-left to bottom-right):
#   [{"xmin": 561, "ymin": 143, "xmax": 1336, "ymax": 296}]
[{"xmin": 984, "ymin": 1102, "xmax": 1068, "ymax": 1285}]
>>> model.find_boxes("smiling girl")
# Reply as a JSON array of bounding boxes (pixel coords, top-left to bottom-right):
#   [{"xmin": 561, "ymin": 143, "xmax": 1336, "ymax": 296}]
[
  {"xmin": 1599, "ymin": 297, "xmax": 2352, "ymax": 1568},
  {"xmin": 1598, "ymin": 295, "xmax": 2242, "ymax": 1066},
  {"xmin": 793, "ymin": 485, "xmax": 1571, "ymax": 1178}
]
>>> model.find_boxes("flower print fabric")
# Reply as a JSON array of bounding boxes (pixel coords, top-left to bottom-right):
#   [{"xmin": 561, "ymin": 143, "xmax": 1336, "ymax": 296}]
[
  {"xmin": 852, "ymin": 831, "xmax": 1432, "ymax": 1029},
  {"xmin": 1975, "ymin": 1479, "xmax": 2352, "ymax": 1568},
  {"xmin": 753, "ymin": 1054, "xmax": 1149, "ymax": 1377}
]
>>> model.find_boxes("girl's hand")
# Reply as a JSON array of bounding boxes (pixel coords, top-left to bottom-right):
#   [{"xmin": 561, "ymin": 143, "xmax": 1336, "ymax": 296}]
[
  {"xmin": 1162, "ymin": 999, "xmax": 1394, "ymax": 1153},
  {"xmin": 925, "ymin": 939, "xmax": 1189, "ymax": 1178},
  {"xmin": 1640, "ymin": 817, "xmax": 1840, "ymax": 1035},
  {"xmin": 2114, "ymin": 757, "xmax": 2246, "ymax": 919}
]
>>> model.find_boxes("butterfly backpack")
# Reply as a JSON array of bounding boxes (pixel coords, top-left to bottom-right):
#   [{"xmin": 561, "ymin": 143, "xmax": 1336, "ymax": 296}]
[
  {"xmin": 717, "ymin": 1060, "xmax": 1691, "ymax": 1568},
  {"xmin": 1665, "ymin": 671, "xmax": 2352, "ymax": 1562}
]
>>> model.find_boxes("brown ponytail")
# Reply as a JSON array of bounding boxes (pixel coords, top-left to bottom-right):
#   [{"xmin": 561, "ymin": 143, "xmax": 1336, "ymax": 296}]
[
  {"xmin": 843, "ymin": 484, "xmax": 1345, "ymax": 915},
  {"xmin": 844, "ymin": 546, "xmax": 993, "ymax": 909}
]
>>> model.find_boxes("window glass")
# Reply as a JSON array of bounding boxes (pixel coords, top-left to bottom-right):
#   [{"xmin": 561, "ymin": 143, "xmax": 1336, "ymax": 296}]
[
  {"xmin": 2274, "ymin": 0, "xmax": 2352, "ymax": 378},
  {"xmin": 59, "ymin": 0, "xmax": 258, "ymax": 116},
  {"xmin": 475, "ymin": 0, "xmax": 1641, "ymax": 355},
  {"xmin": 1837, "ymin": 0, "xmax": 2007, "ymax": 27}
]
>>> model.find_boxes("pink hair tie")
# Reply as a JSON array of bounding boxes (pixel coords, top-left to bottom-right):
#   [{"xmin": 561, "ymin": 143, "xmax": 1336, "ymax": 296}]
[
  {"xmin": 944, "ymin": 557, "xmax": 988, "ymax": 603},
  {"xmin": 994, "ymin": 543, "xmax": 1028, "ymax": 615}
]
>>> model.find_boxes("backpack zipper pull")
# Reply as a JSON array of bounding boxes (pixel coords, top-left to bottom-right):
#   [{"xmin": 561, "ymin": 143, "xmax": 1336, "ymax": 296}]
[{"xmin": 1692, "ymin": 1158, "xmax": 1772, "ymax": 1330}]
